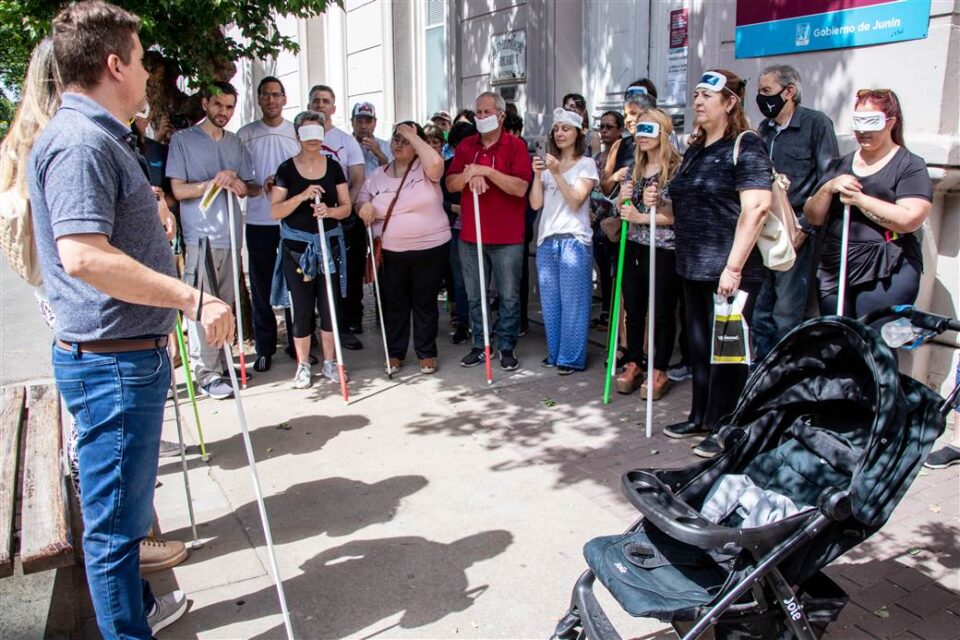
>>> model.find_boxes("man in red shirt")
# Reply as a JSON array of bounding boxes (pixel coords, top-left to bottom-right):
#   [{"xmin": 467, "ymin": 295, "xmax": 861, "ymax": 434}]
[{"xmin": 446, "ymin": 91, "xmax": 532, "ymax": 370}]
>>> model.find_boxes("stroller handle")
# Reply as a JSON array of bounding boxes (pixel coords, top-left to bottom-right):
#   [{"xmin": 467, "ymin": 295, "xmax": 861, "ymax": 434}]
[{"xmin": 860, "ymin": 305, "xmax": 960, "ymax": 335}]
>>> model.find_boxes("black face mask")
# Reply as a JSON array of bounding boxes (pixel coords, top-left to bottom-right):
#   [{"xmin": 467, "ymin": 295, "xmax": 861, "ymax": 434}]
[{"xmin": 756, "ymin": 89, "xmax": 788, "ymax": 119}]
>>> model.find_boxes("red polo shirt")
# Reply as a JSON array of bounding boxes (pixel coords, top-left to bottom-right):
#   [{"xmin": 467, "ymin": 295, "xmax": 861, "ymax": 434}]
[{"xmin": 448, "ymin": 131, "xmax": 532, "ymax": 245}]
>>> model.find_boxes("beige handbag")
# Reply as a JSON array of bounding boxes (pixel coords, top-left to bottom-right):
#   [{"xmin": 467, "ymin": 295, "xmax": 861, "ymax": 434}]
[
  {"xmin": 0, "ymin": 187, "xmax": 43, "ymax": 286},
  {"xmin": 733, "ymin": 131, "xmax": 799, "ymax": 272}
]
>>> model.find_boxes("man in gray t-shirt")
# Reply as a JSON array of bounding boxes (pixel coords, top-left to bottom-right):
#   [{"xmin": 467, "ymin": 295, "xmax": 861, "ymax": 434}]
[
  {"xmin": 28, "ymin": 4, "xmax": 232, "ymax": 637},
  {"xmin": 167, "ymin": 81, "xmax": 258, "ymax": 398}
]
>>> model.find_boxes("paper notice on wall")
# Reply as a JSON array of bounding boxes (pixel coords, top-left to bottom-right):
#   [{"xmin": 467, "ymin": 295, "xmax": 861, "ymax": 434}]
[{"xmin": 665, "ymin": 9, "xmax": 689, "ymax": 106}]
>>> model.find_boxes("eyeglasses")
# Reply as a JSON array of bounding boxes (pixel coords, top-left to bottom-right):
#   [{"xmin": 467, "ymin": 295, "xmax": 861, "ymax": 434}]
[
  {"xmin": 259, "ymin": 92, "xmax": 285, "ymax": 100},
  {"xmin": 598, "ymin": 124, "xmax": 619, "ymax": 130}
]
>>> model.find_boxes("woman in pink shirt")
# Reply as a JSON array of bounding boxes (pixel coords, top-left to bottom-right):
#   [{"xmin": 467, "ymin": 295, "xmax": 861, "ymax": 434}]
[{"xmin": 357, "ymin": 122, "xmax": 450, "ymax": 374}]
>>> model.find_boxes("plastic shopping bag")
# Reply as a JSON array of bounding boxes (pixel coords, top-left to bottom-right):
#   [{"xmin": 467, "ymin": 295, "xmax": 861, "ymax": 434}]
[{"xmin": 711, "ymin": 290, "xmax": 751, "ymax": 365}]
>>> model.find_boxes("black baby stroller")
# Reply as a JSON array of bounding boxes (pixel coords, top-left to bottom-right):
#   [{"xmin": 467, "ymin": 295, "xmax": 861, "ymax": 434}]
[{"xmin": 553, "ymin": 308, "xmax": 960, "ymax": 640}]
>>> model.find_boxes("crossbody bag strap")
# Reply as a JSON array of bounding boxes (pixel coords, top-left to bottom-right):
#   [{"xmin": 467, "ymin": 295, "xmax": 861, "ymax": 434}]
[{"xmin": 380, "ymin": 160, "xmax": 416, "ymax": 238}]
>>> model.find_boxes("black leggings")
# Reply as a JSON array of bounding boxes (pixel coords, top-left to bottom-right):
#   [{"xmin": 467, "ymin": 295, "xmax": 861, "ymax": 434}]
[
  {"xmin": 818, "ymin": 258, "xmax": 921, "ymax": 327},
  {"xmin": 682, "ymin": 278, "xmax": 761, "ymax": 430},
  {"xmin": 380, "ymin": 243, "xmax": 449, "ymax": 360},
  {"xmin": 621, "ymin": 242, "xmax": 680, "ymax": 370},
  {"xmin": 282, "ymin": 241, "xmax": 334, "ymax": 337}
]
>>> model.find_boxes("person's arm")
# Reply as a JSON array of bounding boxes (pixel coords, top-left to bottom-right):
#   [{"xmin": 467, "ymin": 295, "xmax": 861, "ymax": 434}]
[
  {"xmin": 347, "ymin": 164, "xmax": 364, "ymax": 203},
  {"xmin": 270, "ymin": 183, "xmax": 325, "ymax": 220},
  {"xmin": 56, "ymin": 233, "xmax": 233, "ymax": 345},
  {"xmin": 396, "ymin": 124, "xmax": 444, "ymax": 182},
  {"xmin": 842, "ymin": 193, "xmax": 930, "ymax": 234},
  {"xmin": 718, "ymin": 189, "xmax": 772, "ymax": 296},
  {"xmin": 600, "ymin": 138, "xmax": 626, "ymax": 195},
  {"xmin": 170, "ymin": 170, "xmax": 246, "ymax": 201},
  {"xmin": 544, "ymin": 156, "xmax": 595, "ymax": 210},
  {"xmin": 446, "ymin": 168, "xmax": 469, "ymax": 193},
  {"xmin": 804, "ymin": 174, "xmax": 855, "ymax": 226},
  {"xmin": 320, "ymin": 182, "xmax": 353, "ymax": 220},
  {"xmin": 529, "ymin": 157, "xmax": 545, "ymax": 210},
  {"xmin": 472, "ymin": 164, "xmax": 528, "ymax": 197}
]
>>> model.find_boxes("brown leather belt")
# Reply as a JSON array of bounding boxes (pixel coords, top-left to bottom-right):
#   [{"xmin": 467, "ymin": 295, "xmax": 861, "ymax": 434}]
[{"xmin": 56, "ymin": 336, "xmax": 168, "ymax": 353}]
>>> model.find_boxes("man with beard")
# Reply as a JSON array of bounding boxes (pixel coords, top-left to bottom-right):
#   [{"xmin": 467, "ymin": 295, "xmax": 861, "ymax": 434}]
[
  {"xmin": 237, "ymin": 76, "xmax": 301, "ymax": 372},
  {"xmin": 167, "ymin": 81, "xmax": 258, "ymax": 399},
  {"xmin": 351, "ymin": 101, "xmax": 392, "ymax": 175}
]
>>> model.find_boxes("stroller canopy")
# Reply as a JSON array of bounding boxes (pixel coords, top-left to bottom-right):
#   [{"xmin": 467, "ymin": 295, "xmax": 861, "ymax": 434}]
[{"xmin": 728, "ymin": 316, "xmax": 944, "ymax": 528}]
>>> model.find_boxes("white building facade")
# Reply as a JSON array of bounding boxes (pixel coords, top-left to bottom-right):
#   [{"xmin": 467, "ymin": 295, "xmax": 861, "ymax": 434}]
[{"xmin": 232, "ymin": 0, "xmax": 959, "ymax": 394}]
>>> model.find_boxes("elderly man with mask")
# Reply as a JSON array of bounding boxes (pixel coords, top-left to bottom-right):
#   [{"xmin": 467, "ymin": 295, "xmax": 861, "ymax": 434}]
[
  {"xmin": 752, "ymin": 64, "xmax": 838, "ymax": 361},
  {"xmin": 446, "ymin": 91, "xmax": 532, "ymax": 371}
]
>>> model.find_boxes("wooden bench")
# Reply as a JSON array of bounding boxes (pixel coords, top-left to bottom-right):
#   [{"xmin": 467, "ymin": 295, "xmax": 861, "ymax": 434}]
[{"xmin": 1, "ymin": 382, "xmax": 93, "ymax": 636}]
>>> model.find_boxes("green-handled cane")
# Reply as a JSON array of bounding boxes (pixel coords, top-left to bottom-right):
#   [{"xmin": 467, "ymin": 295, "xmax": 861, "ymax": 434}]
[
  {"xmin": 174, "ymin": 312, "xmax": 209, "ymax": 460},
  {"xmin": 603, "ymin": 219, "xmax": 629, "ymax": 404}
]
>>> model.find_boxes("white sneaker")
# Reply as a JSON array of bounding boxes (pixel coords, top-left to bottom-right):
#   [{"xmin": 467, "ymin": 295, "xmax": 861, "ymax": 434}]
[
  {"xmin": 158, "ymin": 439, "xmax": 181, "ymax": 458},
  {"xmin": 293, "ymin": 363, "xmax": 313, "ymax": 389},
  {"xmin": 321, "ymin": 360, "xmax": 349, "ymax": 383},
  {"xmin": 147, "ymin": 589, "xmax": 187, "ymax": 634}
]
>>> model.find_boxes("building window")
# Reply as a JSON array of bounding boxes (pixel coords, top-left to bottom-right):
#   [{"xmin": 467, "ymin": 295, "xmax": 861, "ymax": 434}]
[{"xmin": 423, "ymin": 0, "xmax": 446, "ymax": 117}]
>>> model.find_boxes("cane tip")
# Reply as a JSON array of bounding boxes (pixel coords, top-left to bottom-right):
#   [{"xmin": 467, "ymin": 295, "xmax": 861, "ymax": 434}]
[
  {"xmin": 201, "ymin": 454, "xmax": 211, "ymax": 462},
  {"xmin": 187, "ymin": 540, "xmax": 205, "ymax": 550}
]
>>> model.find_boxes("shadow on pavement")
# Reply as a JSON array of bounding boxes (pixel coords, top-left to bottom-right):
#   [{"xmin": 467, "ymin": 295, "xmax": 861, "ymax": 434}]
[
  {"xmin": 187, "ymin": 530, "xmax": 513, "ymax": 639},
  {"xmin": 164, "ymin": 475, "xmax": 429, "ymax": 563}
]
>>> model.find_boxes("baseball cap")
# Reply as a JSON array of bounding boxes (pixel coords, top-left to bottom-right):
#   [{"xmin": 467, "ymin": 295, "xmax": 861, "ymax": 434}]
[
  {"xmin": 351, "ymin": 102, "xmax": 376, "ymax": 118},
  {"xmin": 431, "ymin": 110, "xmax": 452, "ymax": 123}
]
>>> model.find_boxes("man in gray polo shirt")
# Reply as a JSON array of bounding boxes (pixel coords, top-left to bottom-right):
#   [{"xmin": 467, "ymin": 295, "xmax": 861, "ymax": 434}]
[
  {"xmin": 28, "ymin": 3, "xmax": 233, "ymax": 637},
  {"xmin": 167, "ymin": 81, "xmax": 257, "ymax": 399}
]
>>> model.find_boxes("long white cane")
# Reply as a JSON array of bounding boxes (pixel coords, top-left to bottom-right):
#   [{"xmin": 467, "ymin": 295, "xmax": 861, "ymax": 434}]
[
  {"xmin": 471, "ymin": 190, "xmax": 494, "ymax": 384},
  {"xmin": 316, "ymin": 196, "xmax": 349, "ymax": 402},
  {"xmin": 645, "ymin": 205, "xmax": 656, "ymax": 439},
  {"xmin": 367, "ymin": 225, "xmax": 393, "ymax": 379},
  {"xmin": 226, "ymin": 194, "xmax": 249, "ymax": 387},
  {"xmin": 167, "ymin": 364, "xmax": 201, "ymax": 548},
  {"xmin": 221, "ymin": 348, "xmax": 294, "ymax": 639},
  {"xmin": 837, "ymin": 204, "xmax": 851, "ymax": 316}
]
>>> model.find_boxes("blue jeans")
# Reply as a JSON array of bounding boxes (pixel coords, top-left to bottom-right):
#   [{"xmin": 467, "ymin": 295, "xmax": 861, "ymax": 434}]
[
  {"xmin": 53, "ymin": 343, "xmax": 167, "ymax": 640},
  {"xmin": 459, "ymin": 240, "xmax": 523, "ymax": 351},
  {"xmin": 449, "ymin": 228, "xmax": 469, "ymax": 326},
  {"xmin": 752, "ymin": 237, "xmax": 814, "ymax": 361},
  {"xmin": 537, "ymin": 235, "xmax": 593, "ymax": 369}
]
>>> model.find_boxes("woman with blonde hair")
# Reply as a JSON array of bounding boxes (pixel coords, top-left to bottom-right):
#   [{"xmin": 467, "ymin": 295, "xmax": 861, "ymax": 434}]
[
  {"xmin": 664, "ymin": 69, "xmax": 773, "ymax": 458},
  {"xmin": 0, "ymin": 37, "xmax": 62, "ymax": 302},
  {"xmin": 615, "ymin": 108, "xmax": 681, "ymax": 399}
]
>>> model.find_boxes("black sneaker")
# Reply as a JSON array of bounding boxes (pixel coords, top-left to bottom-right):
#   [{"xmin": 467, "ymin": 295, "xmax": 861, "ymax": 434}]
[
  {"xmin": 541, "ymin": 358, "xmax": 555, "ymax": 368},
  {"xmin": 346, "ymin": 323, "xmax": 364, "ymax": 334},
  {"xmin": 693, "ymin": 435, "xmax": 723, "ymax": 458},
  {"xmin": 340, "ymin": 332, "xmax": 363, "ymax": 350},
  {"xmin": 460, "ymin": 348, "xmax": 487, "ymax": 367},
  {"xmin": 557, "ymin": 365, "xmax": 576, "ymax": 375},
  {"xmin": 253, "ymin": 355, "xmax": 271, "ymax": 372},
  {"xmin": 924, "ymin": 445, "xmax": 960, "ymax": 469},
  {"xmin": 451, "ymin": 326, "xmax": 470, "ymax": 345},
  {"xmin": 500, "ymin": 350, "xmax": 519, "ymax": 371},
  {"xmin": 663, "ymin": 420, "xmax": 709, "ymax": 439}
]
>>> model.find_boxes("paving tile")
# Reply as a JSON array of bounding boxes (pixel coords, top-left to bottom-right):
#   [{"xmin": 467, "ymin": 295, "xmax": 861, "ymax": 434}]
[
  {"xmin": 884, "ymin": 561, "xmax": 936, "ymax": 591},
  {"xmin": 854, "ymin": 604, "xmax": 921, "ymax": 638},
  {"xmin": 898, "ymin": 582, "xmax": 960, "ymax": 618},
  {"xmin": 903, "ymin": 609, "xmax": 960, "ymax": 640}
]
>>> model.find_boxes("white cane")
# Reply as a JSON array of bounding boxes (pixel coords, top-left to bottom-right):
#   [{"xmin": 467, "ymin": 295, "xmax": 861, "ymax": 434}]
[
  {"xmin": 167, "ymin": 364, "xmax": 201, "ymax": 548},
  {"xmin": 471, "ymin": 190, "xmax": 494, "ymax": 384},
  {"xmin": 367, "ymin": 225, "xmax": 393, "ymax": 379},
  {"xmin": 226, "ymin": 194, "xmax": 249, "ymax": 387},
  {"xmin": 316, "ymin": 195, "xmax": 349, "ymax": 402},
  {"xmin": 837, "ymin": 204, "xmax": 851, "ymax": 316},
  {"xmin": 221, "ymin": 348, "xmax": 294, "ymax": 639},
  {"xmin": 645, "ymin": 205, "xmax": 656, "ymax": 439}
]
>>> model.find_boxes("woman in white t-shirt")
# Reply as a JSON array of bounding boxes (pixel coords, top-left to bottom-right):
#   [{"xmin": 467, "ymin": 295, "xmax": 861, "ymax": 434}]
[{"xmin": 529, "ymin": 108, "xmax": 599, "ymax": 373}]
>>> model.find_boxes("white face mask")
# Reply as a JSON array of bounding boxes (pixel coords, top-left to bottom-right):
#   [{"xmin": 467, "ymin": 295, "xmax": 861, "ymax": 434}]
[{"xmin": 475, "ymin": 113, "xmax": 500, "ymax": 134}]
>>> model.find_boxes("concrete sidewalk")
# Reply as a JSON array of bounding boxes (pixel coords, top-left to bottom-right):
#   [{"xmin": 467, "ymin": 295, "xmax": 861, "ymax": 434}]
[{"xmin": 143, "ymin": 301, "xmax": 959, "ymax": 640}]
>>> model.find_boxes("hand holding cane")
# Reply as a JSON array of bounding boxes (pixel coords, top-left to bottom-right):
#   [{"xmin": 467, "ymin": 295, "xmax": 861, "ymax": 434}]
[
  {"xmin": 471, "ymin": 190, "xmax": 494, "ymax": 384},
  {"xmin": 226, "ymin": 193, "xmax": 248, "ymax": 387},
  {"xmin": 316, "ymin": 195, "xmax": 349, "ymax": 402},
  {"xmin": 837, "ymin": 204, "xmax": 851, "ymax": 316},
  {"xmin": 366, "ymin": 224, "xmax": 393, "ymax": 379}
]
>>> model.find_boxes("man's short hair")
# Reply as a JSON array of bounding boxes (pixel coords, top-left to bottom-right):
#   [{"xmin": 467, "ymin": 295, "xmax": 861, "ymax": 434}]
[
  {"xmin": 257, "ymin": 76, "xmax": 285, "ymax": 96},
  {"xmin": 760, "ymin": 64, "xmax": 803, "ymax": 105},
  {"xmin": 504, "ymin": 113, "xmax": 523, "ymax": 135},
  {"xmin": 309, "ymin": 84, "xmax": 336, "ymax": 103},
  {"xmin": 52, "ymin": 0, "xmax": 140, "ymax": 90},
  {"xmin": 600, "ymin": 110, "xmax": 625, "ymax": 129},
  {"xmin": 476, "ymin": 91, "xmax": 506, "ymax": 113},
  {"xmin": 204, "ymin": 81, "xmax": 238, "ymax": 100}
]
